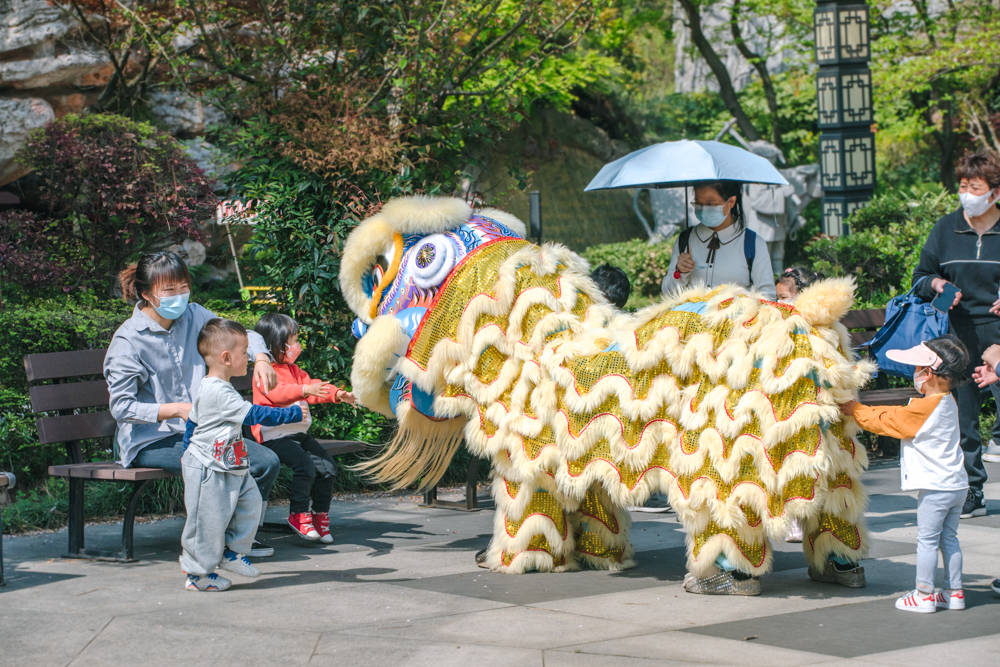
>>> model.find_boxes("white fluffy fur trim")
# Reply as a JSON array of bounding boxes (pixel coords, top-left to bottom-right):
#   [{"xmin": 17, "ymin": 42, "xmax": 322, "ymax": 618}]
[
  {"xmin": 349, "ymin": 314, "xmax": 410, "ymax": 417},
  {"xmin": 794, "ymin": 277, "xmax": 856, "ymax": 328},
  {"xmin": 339, "ymin": 196, "xmax": 472, "ymax": 321}
]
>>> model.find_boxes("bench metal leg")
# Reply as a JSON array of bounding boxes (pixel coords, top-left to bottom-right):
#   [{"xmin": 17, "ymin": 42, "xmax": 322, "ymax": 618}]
[
  {"xmin": 63, "ymin": 479, "xmax": 149, "ymax": 562},
  {"xmin": 67, "ymin": 477, "xmax": 85, "ymax": 557},
  {"xmin": 420, "ymin": 458, "xmax": 482, "ymax": 511},
  {"xmin": 1, "ymin": 508, "xmax": 5, "ymax": 586},
  {"xmin": 121, "ymin": 480, "xmax": 150, "ymax": 561}
]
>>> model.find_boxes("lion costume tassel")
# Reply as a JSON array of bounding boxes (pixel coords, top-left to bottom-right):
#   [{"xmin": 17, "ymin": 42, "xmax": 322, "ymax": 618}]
[{"xmin": 340, "ymin": 196, "xmax": 873, "ymax": 581}]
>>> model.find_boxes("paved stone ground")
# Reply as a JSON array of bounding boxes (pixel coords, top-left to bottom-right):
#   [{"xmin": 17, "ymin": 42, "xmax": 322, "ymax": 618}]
[{"xmin": 3, "ymin": 462, "xmax": 1000, "ymax": 666}]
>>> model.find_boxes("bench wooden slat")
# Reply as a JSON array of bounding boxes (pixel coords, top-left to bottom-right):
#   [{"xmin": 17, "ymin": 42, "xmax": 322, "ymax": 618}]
[
  {"xmin": 24, "ymin": 349, "xmax": 106, "ymax": 382},
  {"xmin": 0, "ymin": 474, "xmax": 9, "ymax": 489},
  {"xmin": 48, "ymin": 463, "xmax": 175, "ymax": 481},
  {"xmin": 316, "ymin": 439, "xmax": 368, "ymax": 456},
  {"xmin": 29, "ymin": 380, "xmax": 110, "ymax": 412},
  {"xmin": 841, "ymin": 309, "xmax": 886, "ymax": 330},
  {"xmin": 36, "ymin": 412, "xmax": 116, "ymax": 445},
  {"xmin": 857, "ymin": 388, "xmax": 920, "ymax": 406}
]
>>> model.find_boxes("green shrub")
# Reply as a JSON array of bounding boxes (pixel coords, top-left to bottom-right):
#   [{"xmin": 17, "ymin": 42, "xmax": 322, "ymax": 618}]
[
  {"xmin": 582, "ymin": 238, "xmax": 673, "ymax": 301},
  {"xmin": 803, "ymin": 186, "xmax": 954, "ymax": 307}
]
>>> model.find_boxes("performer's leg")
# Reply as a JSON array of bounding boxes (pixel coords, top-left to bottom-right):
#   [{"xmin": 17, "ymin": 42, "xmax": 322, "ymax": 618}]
[
  {"xmin": 569, "ymin": 483, "xmax": 635, "ymax": 571},
  {"xmin": 485, "ymin": 474, "xmax": 575, "ymax": 573}
]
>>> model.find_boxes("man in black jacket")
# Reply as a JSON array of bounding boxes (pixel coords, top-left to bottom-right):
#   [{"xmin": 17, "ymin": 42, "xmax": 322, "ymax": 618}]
[{"xmin": 914, "ymin": 150, "xmax": 1000, "ymax": 518}]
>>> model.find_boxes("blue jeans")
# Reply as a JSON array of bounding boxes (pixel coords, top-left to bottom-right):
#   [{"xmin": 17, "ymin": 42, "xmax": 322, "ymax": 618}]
[
  {"xmin": 915, "ymin": 489, "xmax": 965, "ymax": 592},
  {"xmin": 131, "ymin": 434, "xmax": 281, "ymax": 501}
]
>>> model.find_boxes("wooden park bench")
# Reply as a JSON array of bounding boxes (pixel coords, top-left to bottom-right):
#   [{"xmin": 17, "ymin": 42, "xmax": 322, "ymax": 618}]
[
  {"xmin": 841, "ymin": 308, "xmax": 919, "ymax": 406},
  {"xmin": 1, "ymin": 471, "xmax": 14, "ymax": 585},
  {"xmin": 24, "ymin": 348, "xmax": 367, "ymax": 561}
]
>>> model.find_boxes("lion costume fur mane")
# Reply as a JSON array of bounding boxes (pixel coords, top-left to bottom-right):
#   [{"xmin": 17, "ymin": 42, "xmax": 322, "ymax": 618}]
[{"xmin": 342, "ymin": 196, "xmax": 874, "ymax": 576}]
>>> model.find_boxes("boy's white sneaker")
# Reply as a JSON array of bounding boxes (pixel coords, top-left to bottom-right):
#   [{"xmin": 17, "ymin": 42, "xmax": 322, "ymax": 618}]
[
  {"xmin": 934, "ymin": 588, "xmax": 965, "ymax": 610},
  {"xmin": 220, "ymin": 548, "xmax": 260, "ymax": 578},
  {"xmin": 185, "ymin": 573, "xmax": 231, "ymax": 591},
  {"xmin": 895, "ymin": 589, "xmax": 936, "ymax": 613},
  {"xmin": 983, "ymin": 439, "xmax": 1000, "ymax": 462}
]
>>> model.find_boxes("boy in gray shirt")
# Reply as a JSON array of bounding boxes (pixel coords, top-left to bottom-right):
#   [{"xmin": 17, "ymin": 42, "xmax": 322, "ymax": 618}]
[{"xmin": 180, "ymin": 319, "xmax": 302, "ymax": 591}]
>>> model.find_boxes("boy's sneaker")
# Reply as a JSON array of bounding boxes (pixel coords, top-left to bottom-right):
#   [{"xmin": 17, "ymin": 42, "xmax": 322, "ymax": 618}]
[
  {"xmin": 785, "ymin": 519, "xmax": 804, "ymax": 543},
  {"xmin": 185, "ymin": 573, "xmax": 231, "ymax": 592},
  {"xmin": 248, "ymin": 538, "xmax": 274, "ymax": 558},
  {"xmin": 807, "ymin": 558, "xmax": 866, "ymax": 588},
  {"xmin": 312, "ymin": 512, "xmax": 334, "ymax": 544},
  {"xmin": 895, "ymin": 589, "xmax": 936, "ymax": 613},
  {"xmin": 934, "ymin": 589, "xmax": 965, "ymax": 610},
  {"xmin": 991, "ymin": 578, "xmax": 1000, "ymax": 597},
  {"xmin": 983, "ymin": 439, "xmax": 1000, "ymax": 463},
  {"xmin": 288, "ymin": 512, "xmax": 321, "ymax": 541},
  {"xmin": 960, "ymin": 488, "xmax": 986, "ymax": 519},
  {"xmin": 220, "ymin": 548, "xmax": 259, "ymax": 578}
]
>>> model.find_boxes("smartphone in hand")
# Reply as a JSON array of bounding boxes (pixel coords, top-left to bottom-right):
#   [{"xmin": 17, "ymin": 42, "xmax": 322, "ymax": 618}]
[{"xmin": 931, "ymin": 282, "xmax": 959, "ymax": 313}]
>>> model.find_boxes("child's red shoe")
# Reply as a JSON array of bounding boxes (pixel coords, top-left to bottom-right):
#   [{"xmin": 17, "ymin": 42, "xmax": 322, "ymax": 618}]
[
  {"xmin": 288, "ymin": 512, "xmax": 320, "ymax": 541},
  {"xmin": 312, "ymin": 512, "xmax": 334, "ymax": 544}
]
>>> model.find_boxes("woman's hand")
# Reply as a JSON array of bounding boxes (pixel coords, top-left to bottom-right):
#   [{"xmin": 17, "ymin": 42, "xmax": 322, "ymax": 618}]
[
  {"xmin": 253, "ymin": 357, "xmax": 277, "ymax": 392},
  {"xmin": 990, "ymin": 298, "xmax": 1000, "ymax": 317},
  {"xmin": 158, "ymin": 402, "xmax": 192, "ymax": 421},
  {"xmin": 838, "ymin": 400, "xmax": 857, "ymax": 417},
  {"xmin": 304, "ymin": 381, "xmax": 334, "ymax": 398},
  {"xmin": 675, "ymin": 251, "xmax": 695, "ymax": 274},
  {"xmin": 931, "ymin": 277, "xmax": 962, "ymax": 309}
]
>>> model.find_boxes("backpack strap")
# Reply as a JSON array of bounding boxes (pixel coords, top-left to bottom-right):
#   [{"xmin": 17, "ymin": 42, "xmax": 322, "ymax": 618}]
[
  {"xmin": 743, "ymin": 228, "xmax": 756, "ymax": 286},
  {"xmin": 678, "ymin": 227, "xmax": 692, "ymax": 255}
]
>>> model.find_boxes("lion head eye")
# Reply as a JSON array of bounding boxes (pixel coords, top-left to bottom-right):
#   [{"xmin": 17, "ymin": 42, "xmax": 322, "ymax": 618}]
[{"xmin": 409, "ymin": 234, "xmax": 456, "ymax": 289}]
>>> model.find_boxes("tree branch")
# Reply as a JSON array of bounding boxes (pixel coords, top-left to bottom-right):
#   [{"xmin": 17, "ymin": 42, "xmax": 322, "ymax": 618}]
[{"xmin": 730, "ymin": 0, "xmax": 781, "ymax": 148}]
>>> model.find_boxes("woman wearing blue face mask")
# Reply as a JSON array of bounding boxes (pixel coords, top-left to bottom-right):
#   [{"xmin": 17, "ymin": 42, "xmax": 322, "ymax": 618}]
[
  {"xmin": 913, "ymin": 150, "xmax": 1000, "ymax": 520},
  {"xmin": 103, "ymin": 251, "xmax": 281, "ymax": 557},
  {"xmin": 661, "ymin": 181, "xmax": 777, "ymax": 300}
]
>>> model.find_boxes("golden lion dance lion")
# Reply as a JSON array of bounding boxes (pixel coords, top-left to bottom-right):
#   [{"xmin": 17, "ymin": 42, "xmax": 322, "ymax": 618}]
[{"xmin": 339, "ymin": 196, "xmax": 873, "ymax": 591}]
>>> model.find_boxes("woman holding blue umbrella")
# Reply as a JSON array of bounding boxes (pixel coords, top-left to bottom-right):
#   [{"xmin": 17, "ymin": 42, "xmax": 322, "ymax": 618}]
[{"xmin": 660, "ymin": 180, "xmax": 776, "ymax": 300}]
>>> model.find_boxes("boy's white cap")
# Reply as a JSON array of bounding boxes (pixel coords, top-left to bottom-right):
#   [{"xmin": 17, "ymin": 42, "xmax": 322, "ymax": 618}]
[{"xmin": 886, "ymin": 342, "xmax": 942, "ymax": 369}]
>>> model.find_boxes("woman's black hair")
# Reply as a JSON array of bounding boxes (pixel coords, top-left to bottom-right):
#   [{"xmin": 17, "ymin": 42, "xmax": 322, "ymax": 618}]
[
  {"xmin": 118, "ymin": 251, "xmax": 191, "ymax": 305},
  {"xmin": 255, "ymin": 312, "xmax": 300, "ymax": 363},
  {"xmin": 925, "ymin": 334, "xmax": 970, "ymax": 385},
  {"xmin": 700, "ymin": 181, "xmax": 745, "ymax": 230}
]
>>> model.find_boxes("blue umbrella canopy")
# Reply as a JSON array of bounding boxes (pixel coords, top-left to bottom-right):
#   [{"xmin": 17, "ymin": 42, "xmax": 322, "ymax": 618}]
[{"xmin": 584, "ymin": 139, "xmax": 789, "ymax": 191}]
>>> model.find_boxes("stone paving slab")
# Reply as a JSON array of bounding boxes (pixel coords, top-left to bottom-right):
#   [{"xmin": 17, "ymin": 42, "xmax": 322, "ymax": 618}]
[{"xmin": 3, "ymin": 463, "xmax": 1000, "ymax": 665}]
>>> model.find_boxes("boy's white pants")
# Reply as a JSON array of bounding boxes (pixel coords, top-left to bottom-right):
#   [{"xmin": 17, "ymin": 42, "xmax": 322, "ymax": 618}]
[{"xmin": 179, "ymin": 454, "xmax": 262, "ymax": 576}]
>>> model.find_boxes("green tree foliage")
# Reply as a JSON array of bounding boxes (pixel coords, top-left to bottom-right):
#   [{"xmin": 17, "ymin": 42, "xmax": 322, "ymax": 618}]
[
  {"xmin": 871, "ymin": 0, "xmax": 1000, "ymax": 189},
  {"xmin": 803, "ymin": 186, "xmax": 955, "ymax": 307}
]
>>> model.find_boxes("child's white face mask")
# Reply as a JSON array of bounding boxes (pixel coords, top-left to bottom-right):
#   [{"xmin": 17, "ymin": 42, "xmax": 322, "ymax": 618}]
[{"xmin": 913, "ymin": 368, "xmax": 930, "ymax": 393}]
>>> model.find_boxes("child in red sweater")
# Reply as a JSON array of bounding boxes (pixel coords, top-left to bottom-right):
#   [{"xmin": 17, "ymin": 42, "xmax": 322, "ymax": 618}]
[{"xmin": 253, "ymin": 313, "xmax": 356, "ymax": 543}]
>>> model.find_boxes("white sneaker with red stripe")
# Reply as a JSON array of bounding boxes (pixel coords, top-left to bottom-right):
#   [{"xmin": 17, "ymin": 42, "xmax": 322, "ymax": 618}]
[
  {"xmin": 895, "ymin": 589, "xmax": 936, "ymax": 613},
  {"xmin": 934, "ymin": 588, "xmax": 965, "ymax": 610}
]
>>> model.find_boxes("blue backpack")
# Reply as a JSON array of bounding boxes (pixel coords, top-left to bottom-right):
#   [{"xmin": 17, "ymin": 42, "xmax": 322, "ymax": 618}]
[{"xmin": 860, "ymin": 278, "xmax": 950, "ymax": 377}]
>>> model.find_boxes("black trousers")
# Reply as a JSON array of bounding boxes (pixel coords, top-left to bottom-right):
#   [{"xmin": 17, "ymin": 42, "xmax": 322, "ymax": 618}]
[
  {"xmin": 950, "ymin": 318, "xmax": 1000, "ymax": 492},
  {"xmin": 264, "ymin": 433, "xmax": 336, "ymax": 514}
]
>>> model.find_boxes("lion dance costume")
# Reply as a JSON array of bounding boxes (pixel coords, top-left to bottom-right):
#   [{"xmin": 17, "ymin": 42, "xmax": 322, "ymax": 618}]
[{"xmin": 340, "ymin": 196, "xmax": 873, "ymax": 586}]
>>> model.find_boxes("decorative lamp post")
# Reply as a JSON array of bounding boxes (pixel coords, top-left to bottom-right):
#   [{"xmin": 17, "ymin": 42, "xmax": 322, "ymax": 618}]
[{"xmin": 814, "ymin": 1, "xmax": 875, "ymax": 236}]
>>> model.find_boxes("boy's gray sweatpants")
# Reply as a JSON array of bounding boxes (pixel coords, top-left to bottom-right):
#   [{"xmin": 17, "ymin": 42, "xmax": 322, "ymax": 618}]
[{"xmin": 180, "ymin": 456, "xmax": 262, "ymax": 576}]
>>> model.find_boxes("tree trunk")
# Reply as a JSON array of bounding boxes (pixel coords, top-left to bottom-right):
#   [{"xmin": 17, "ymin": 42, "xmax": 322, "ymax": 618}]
[
  {"xmin": 730, "ymin": 0, "xmax": 781, "ymax": 149},
  {"xmin": 677, "ymin": 0, "xmax": 762, "ymax": 141}
]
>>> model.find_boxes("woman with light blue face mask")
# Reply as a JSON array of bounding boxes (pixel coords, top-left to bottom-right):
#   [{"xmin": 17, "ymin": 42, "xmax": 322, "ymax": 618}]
[
  {"xmin": 661, "ymin": 181, "xmax": 776, "ymax": 300},
  {"xmin": 103, "ymin": 251, "xmax": 281, "ymax": 558}
]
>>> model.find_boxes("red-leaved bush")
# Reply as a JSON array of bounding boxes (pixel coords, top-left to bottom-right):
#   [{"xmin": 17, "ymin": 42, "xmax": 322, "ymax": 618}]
[
  {"xmin": 14, "ymin": 113, "xmax": 217, "ymax": 292},
  {"xmin": 0, "ymin": 209, "xmax": 75, "ymax": 304}
]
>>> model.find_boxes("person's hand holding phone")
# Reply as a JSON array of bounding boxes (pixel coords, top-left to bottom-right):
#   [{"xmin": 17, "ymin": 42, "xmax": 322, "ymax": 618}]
[{"xmin": 930, "ymin": 277, "xmax": 961, "ymax": 311}]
